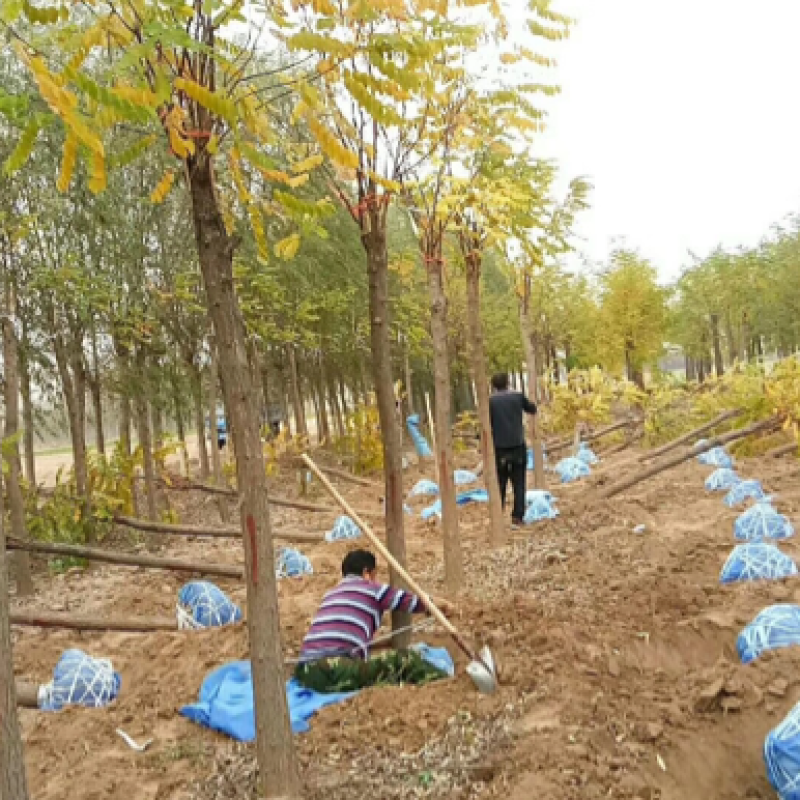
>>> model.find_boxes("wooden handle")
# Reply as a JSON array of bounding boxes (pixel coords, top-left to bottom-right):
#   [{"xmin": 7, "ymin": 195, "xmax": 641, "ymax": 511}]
[{"xmin": 301, "ymin": 453, "xmax": 477, "ymax": 663}]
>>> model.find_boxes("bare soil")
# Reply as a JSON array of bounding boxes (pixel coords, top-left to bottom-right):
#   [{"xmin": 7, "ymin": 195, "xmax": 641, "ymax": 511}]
[{"xmin": 12, "ymin": 447, "xmax": 800, "ymax": 800}]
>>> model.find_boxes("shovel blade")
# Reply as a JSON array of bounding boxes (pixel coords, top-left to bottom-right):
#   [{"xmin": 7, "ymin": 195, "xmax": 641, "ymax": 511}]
[{"xmin": 466, "ymin": 646, "xmax": 497, "ymax": 694}]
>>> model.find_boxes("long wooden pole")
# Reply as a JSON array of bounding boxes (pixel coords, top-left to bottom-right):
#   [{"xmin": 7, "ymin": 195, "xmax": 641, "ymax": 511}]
[
  {"xmin": 424, "ymin": 392, "xmax": 440, "ymax": 484},
  {"xmin": 5, "ymin": 538, "xmax": 243, "ymax": 579},
  {"xmin": 600, "ymin": 417, "xmax": 780, "ymax": 499},
  {"xmin": 638, "ymin": 409, "xmax": 741, "ymax": 462},
  {"xmin": 113, "ymin": 515, "xmax": 324, "ymax": 544},
  {"xmin": 301, "ymin": 454, "xmax": 482, "ymax": 666},
  {"xmin": 547, "ymin": 417, "xmax": 639, "ymax": 455},
  {"xmin": 10, "ymin": 611, "xmax": 179, "ymax": 632}
]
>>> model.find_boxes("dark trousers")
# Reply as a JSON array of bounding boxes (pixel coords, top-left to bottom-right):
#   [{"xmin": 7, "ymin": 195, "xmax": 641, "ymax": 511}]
[{"xmin": 495, "ymin": 445, "xmax": 526, "ymax": 523}]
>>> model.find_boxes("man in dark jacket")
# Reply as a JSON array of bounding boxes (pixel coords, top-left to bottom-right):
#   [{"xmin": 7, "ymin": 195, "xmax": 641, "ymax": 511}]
[{"xmin": 489, "ymin": 372, "xmax": 537, "ymax": 526}]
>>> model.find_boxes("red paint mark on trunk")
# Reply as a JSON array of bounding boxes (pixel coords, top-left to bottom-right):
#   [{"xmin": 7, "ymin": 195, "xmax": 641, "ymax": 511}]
[{"xmin": 246, "ymin": 515, "xmax": 258, "ymax": 586}]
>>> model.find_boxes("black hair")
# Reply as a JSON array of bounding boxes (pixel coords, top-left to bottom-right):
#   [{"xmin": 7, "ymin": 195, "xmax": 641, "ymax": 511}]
[
  {"xmin": 491, "ymin": 372, "xmax": 509, "ymax": 392},
  {"xmin": 341, "ymin": 549, "xmax": 377, "ymax": 577}
]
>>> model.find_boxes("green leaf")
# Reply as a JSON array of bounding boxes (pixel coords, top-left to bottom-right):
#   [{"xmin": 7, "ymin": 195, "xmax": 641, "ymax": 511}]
[{"xmin": 3, "ymin": 116, "xmax": 44, "ymax": 175}]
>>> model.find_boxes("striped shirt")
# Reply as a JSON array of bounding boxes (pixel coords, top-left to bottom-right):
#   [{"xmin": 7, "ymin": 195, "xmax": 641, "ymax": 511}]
[{"xmin": 299, "ymin": 575, "xmax": 426, "ymax": 661}]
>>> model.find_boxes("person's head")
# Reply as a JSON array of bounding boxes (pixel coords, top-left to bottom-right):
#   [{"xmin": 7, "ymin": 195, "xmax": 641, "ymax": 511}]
[
  {"xmin": 491, "ymin": 373, "xmax": 509, "ymax": 393},
  {"xmin": 341, "ymin": 549, "xmax": 378, "ymax": 581}
]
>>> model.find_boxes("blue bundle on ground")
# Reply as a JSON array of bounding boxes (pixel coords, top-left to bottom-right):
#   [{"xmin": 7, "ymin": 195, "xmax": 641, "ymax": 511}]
[
  {"xmin": 724, "ymin": 479, "xmax": 767, "ymax": 508},
  {"xmin": 720, "ymin": 543, "xmax": 798, "ymax": 584},
  {"xmin": 40, "ymin": 649, "xmax": 121, "ymax": 711},
  {"xmin": 276, "ymin": 547, "xmax": 313, "ymax": 579},
  {"xmin": 698, "ymin": 446, "xmax": 734, "ymax": 468},
  {"xmin": 737, "ymin": 604, "xmax": 800, "ymax": 664},
  {"xmin": 705, "ymin": 468, "xmax": 741, "ymax": 493},
  {"xmin": 453, "ymin": 470, "xmax": 478, "ymax": 486},
  {"xmin": 406, "ymin": 414, "xmax": 432, "ymax": 458},
  {"xmin": 177, "ymin": 581, "xmax": 242, "ymax": 630},
  {"xmin": 409, "ymin": 479, "xmax": 439, "ymax": 498},
  {"xmin": 555, "ymin": 457, "xmax": 591, "ymax": 484},
  {"xmin": 182, "ymin": 646, "xmax": 454, "ymax": 738},
  {"xmin": 325, "ymin": 515, "xmax": 361, "ymax": 542},
  {"xmin": 523, "ymin": 492, "xmax": 559, "ymax": 524},
  {"xmin": 421, "ymin": 489, "xmax": 489, "ymax": 521},
  {"xmin": 735, "ymin": 502, "xmax": 794, "ymax": 542},
  {"xmin": 765, "ymin": 700, "xmax": 800, "ymax": 799},
  {"xmin": 576, "ymin": 443, "xmax": 599, "ymax": 465}
]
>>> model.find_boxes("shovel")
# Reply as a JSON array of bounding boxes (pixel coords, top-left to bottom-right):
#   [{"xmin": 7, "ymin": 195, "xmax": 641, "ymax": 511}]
[{"xmin": 301, "ymin": 453, "xmax": 497, "ymax": 694}]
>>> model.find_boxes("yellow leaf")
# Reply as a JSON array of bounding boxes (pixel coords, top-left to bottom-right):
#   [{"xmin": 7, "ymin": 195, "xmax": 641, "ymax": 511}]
[
  {"xmin": 287, "ymin": 173, "xmax": 309, "ymax": 189},
  {"xmin": 150, "ymin": 170, "xmax": 175, "ymax": 203},
  {"xmin": 275, "ymin": 233, "xmax": 301, "ymax": 260},
  {"xmin": 88, "ymin": 151, "xmax": 106, "ymax": 193},
  {"xmin": 56, "ymin": 132, "xmax": 77, "ymax": 193},
  {"xmin": 306, "ymin": 113, "xmax": 358, "ymax": 169},
  {"xmin": 291, "ymin": 153, "xmax": 323, "ymax": 173},
  {"xmin": 174, "ymin": 77, "xmax": 237, "ymax": 125}
]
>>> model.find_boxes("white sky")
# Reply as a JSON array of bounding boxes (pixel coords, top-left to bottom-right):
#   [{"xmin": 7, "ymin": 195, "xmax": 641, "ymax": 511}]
[{"xmin": 535, "ymin": 0, "xmax": 800, "ymax": 281}]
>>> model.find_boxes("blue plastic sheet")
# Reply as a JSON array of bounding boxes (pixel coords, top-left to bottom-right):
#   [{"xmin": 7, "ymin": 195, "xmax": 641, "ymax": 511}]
[
  {"xmin": 555, "ymin": 457, "xmax": 591, "ymax": 484},
  {"xmin": 421, "ymin": 489, "xmax": 489, "ymax": 521},
  {"xmin": 177, "ymin": 581, "xmax": 242, "ymax": 630},
  {"xmin": 735, "ymin": 502, "xmax": 794, "ymax": 542},
  {"xmin": 453, "ymin": 470, "xmax": 478, "ymax": 486},
  {"xmin": 526, "ymin": 489, "xmax": 554, "ymax": 506},
  {"xmin": 720, "ymin": 543, "xmax": 798, "ymax": 584},
  {"xmin": 724, "ymin": 479, "xmax": 767, "ymax": 508},
  {"xmin": 40, "ymin": 649, "xmax": 121, "ymax": 711},
  {"xmin": 523, "ymin": 493, "xmax": 559, "ymax": 525},
  {"xmin": 181, "ymin": 645, "xmax": 455, "ymax": 739},
  {"xmin": 576, "ymin": 443, "xmax": 599, "ymax": 465},
  {"xmin": 737, "ymin": 604, "xmax": 800, "ymax": 665},
  {"xmin": 409, "ymin": 479, "xmax": 439, "ymax": 498},
  {"xmin": 276, "ymin": 547, "xmax": 313, "ymax": 579},
  {"xmin": 406, "ymin": 414, "xmax": 432, "ymax": 458},
  {"xmin": 698, "ymin": 446, "xmax": 734, "ymax": 468},
  {"xmin": 325, "ymin": 515, "xmax": 361, "ymax": 542},
  {"xmin": 705, "ymin": 468, "xmax": 741, "ymax": 493},
  {"xmin": 765, "ymin": 699, "xmax": 800, "ymax": 799}
]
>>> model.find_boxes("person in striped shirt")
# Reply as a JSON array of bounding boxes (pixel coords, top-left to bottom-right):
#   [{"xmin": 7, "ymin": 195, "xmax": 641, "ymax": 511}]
[{"xmin": 298, "ymin": 549, "xmax": 453, "ymax": 663}]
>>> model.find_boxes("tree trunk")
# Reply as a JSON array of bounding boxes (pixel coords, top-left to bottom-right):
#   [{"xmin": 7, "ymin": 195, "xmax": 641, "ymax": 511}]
[
  {"xmin": 151, "ymin": 402, "xmax": 165, "ymax": 469},
  {"xmin": 207, "ymin": 352, "xmax": 230, "ymax": 524},
  {"xmin": 172, "ymin": 376, "xmax": 189, "ymax": 477},
  {"xmin": 19, "ymin": 343, "xmax": 35, "ymax": 486},
  {"xmin": 425, "ymin": 255, "xmax": 462, "ymax": 593},
  {"xmin": 287, "ymin": 344, "xmax": 308, "ymax": 439},
  {"xmin": 518, "ymin": 289, "xmax": 545, "ymax": 491},
  {"xmin": 404, "ymin": 346, "xmax": 414, "ymax": 416},
  {"xmin": 188, "ymin": 153, "xmax": 299, "ymax": 796},
  {"xmin": 328, "ymin": 374, "xmax": 345, "ymax": 439},
  {"xmin": 135, "ymin": 347, "xmax": 158, "ymax": 521},
  {"xmin": 464, "ymin": 250, "xmax": 505, "ymax": 546},
  {"xmin": 710, "ymin": 314, "xmax": 725, "ymax": 377},
  {"xmin": 192, "ymin": 365, "xmax": 210, "ymax": 479},
  {"xmin": 90, "ymin": 327, "xmax": 106, "ymax": 457},
  {"xmin": 0, "ymin": 471, "xmax": 31, "ymax": 800},
  {"xmin": 3, "ymin": 288, "xmax": 33, "ymax": 596},
  {"xmin": 363, "ymin": 224, "xmax": 410, "ymax": 644}
]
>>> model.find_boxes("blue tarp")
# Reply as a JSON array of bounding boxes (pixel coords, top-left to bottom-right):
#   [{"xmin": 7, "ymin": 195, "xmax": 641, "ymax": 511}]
[
  {"xmin": 698, "ymin": 446, "xmax": 733, "ymax": 468},
  {"xmin": 40, "ymin": 649, "xmax": 121, "ymax": 711},
  {"xmin": 576, "ymin": 443, "xmax": 599, "ymax": 465},
  {"xmin": 182, "ymin": 646, "xmax": 455, "ymax": 739},
  {"xmin": 720, "ymin": 543, "xmax": 798, "ymax": 584},
  {"xmin": 737, "ymin": 604, "xmax": 800, "ymax": 665},
  {"xmin": 555, "ymin": 457, "xmax": 591, "ymax": 484},
  {"xmin": 705, "ymin": 468, "xmax": 741, "ymax": 493},
  {"xmin": 421, "ymin": 489, "xmax": 489, "ymax": 521},
  {"xmin": 765, "ymin": 699, "xmax": 800, "ymax": 799},
  {"xmin": 523, "ymin": 492, "xmax": 559, "ymax": 524},
  {"xmin": 724, "ymin": 479, "xmax": 767, "ymax": 508},
  {"xmin": 453, "ymin": 470, "xmax": 478, "ymax": 486},
  {"xmin": 735, "ymin": 502, "xmax": 795, "ymax": 542},
  {"xmin": 178, "ymin": 581, "xmax": 242, "ymax": 629},
  {"xmin": 276, "ymin": 548, "xmax": 313, "ymax": 579},
  {"xmin": 406, "ymin": 415, "xmax": 432, "ymax": 458},
  {"xmin": 325, "ymin": 515, "xmax": 361, "ymax": 542},
  {"xmin": 409, "ymin": 479, "xmax": 439, "ymax": 498}
]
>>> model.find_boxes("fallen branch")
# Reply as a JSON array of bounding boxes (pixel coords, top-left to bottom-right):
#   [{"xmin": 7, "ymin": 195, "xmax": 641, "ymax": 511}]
[
  {"xmin": 638, "ymin": 409, "xmax": 742, "ymax": 463},
  {"xmin": 294, "ymin": 462, "xmax": 380, "ymax": 489},
  {"xmin": 547, "ymin": 418, "xmax": 641, "ymax": 456},
  {"xmin": 11, "ymin": 610, "xmax": 178, "ymax": 632},
  {"xmin": 767, "ymin": 441, "xmax": 798, "ymax": 459},
  {"xmin": 113, "ymin": 515, "xmax": 324, "ymax": 544},
  {"xmin": 600, "ymin": 417, "xmax": 781, "ymax": 499},
  {"xmin": 6, "ymin": 538, "xmax": 243, "ymax": 579},
  {"xmin": 601, "ymin": 430, "xmax": 644, "ymax": 457}
]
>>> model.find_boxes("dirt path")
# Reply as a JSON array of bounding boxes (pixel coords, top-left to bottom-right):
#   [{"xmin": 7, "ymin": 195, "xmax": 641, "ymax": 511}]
[{"xmin": 11, "ymin": 446, "xmax": 800, "ymax": 799}]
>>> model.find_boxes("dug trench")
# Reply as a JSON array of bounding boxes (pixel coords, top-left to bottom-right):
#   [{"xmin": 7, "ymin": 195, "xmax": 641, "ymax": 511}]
[{"xmin": 10, "ymin": 451, "xmax": 800, "ymax": 799}]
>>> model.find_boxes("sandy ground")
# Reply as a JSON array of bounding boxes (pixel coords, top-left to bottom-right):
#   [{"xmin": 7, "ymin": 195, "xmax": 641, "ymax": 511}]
[{"xmin": 11, "ymin": 442, "xmax": 800, "ymax": 799}]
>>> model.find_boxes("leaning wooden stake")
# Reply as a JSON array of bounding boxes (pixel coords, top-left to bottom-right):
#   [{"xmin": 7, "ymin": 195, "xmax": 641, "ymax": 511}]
[
  {"xmin": 600, "ymin": 417, "xmax": 780, "ymax": 499},
  {"xmin": 548, "ymin": 418, "xmax": 639, "ymax": 456},
  {"xmin": 113, "ymin": 515, "xmax": 324, "ymax": 544},
  {"xmin": 5, "ymin": 538, "xmax": 243, "ymax": 579},
  {"xmin": 638, "ymin": 409, "xmax": 742, "ymax": 463},
  {"xmin": 767, "ymin": 441, "xmax": 798, "ymax": 459},
  {"xmin": 11, "ymin": 611, "xmax": 179, "ymax": 632}
]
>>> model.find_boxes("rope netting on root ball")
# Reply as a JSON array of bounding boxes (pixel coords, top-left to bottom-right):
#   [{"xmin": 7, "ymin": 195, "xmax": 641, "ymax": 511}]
[
  {"xmin": 177, "ymin": 581, "xmax": 242, "ymax": 629},
  {"xmin": 523, "ymin": 491, "xmax": 559, "ymax": 524},
  {"xmin": 735, "ymin": 502, "xmax": 795, "ymax": 542},
  {"xmin": 698, "ymin": 446, "xmax": 734, "ymax": 468},
  {"xmin": 720, "ymin": 543, "xmax": 798, "ymax": 584},
  {"xmin": 705, "ymin": 467, "xmax": 741, "ymax": 492},
  {"xmin": 325, "ymin": 515, "xmax": 362, "ymax": 542},
  {"xmin": 737, "ymin": 604, "xmax": 800, "ymax": 664},
  {"xmin": 276, "ymin": 547, "xmax": 313, "ymax": 579},
  {"xmin": 765, "ymin": 699, "xmax": 800, "ymax": 800},
  {"xmin": 39, "ymin": 649, "xmax": 121, "ymax": 711},
  {"xmin": 555, "ymin": 457, "xmax": 591, "ymax": 484},
  {"xmin": 724, "ymin": 479, "xmax": 768, "ymax": 508}
]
